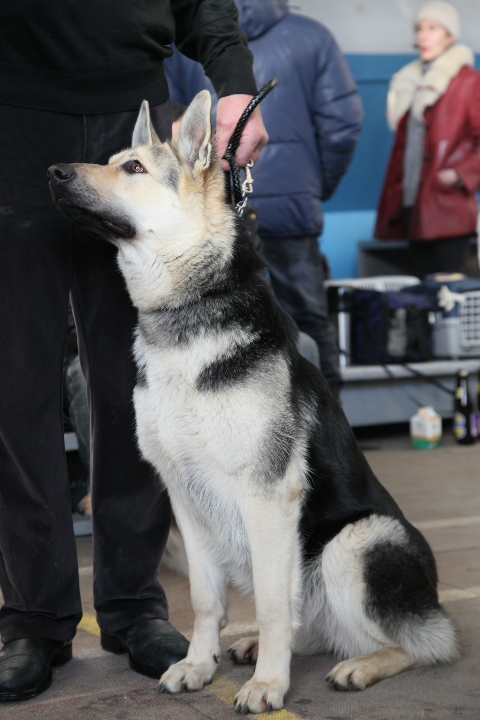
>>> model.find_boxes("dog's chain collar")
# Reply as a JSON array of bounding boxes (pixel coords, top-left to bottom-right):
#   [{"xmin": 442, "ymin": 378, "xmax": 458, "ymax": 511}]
[{"xmin": 224, "ymin": 78, "xmax": 278, "ymax": 217}]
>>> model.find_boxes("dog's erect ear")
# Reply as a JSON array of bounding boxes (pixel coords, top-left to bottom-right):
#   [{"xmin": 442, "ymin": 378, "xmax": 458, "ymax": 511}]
[
  {"xmin": 132, "ymin": 100, "xmax": 161, "ymax": 147},
  {"xmin": 176, "ymin": 90, "xmax": 213, "ymax": 175}
]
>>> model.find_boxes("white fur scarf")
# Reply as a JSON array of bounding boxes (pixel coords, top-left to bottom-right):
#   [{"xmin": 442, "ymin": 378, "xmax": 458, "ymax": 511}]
[{"xmin": 386, "ymin": 44, "xmax": 474, "ymax": 131}]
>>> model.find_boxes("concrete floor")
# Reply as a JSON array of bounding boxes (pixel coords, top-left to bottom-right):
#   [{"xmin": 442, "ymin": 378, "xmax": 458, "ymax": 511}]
[{"xmin": 2, "ymin": 426, "xmax": 480, "ymax": 719}]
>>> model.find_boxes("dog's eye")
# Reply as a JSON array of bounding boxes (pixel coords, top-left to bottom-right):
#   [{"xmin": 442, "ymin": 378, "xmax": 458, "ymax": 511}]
[{"xmin": 130, "ymin": 161, "xmax": 145, "ymax": 174}]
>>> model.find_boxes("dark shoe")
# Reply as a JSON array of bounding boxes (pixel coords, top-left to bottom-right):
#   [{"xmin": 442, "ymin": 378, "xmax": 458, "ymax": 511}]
[
  {"xmin": 0, "ymin": 638, "xmax": 72, "ymax": 701},
  {"xmin": 100, "ymin": 618, "xmax": 189, "ymax": 679}
]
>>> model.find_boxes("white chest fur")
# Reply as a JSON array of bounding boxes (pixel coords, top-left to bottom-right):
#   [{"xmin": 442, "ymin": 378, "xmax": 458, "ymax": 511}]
[{"xmin": 132, "ymin": 326, "xmax": 294, "ymax": 575}]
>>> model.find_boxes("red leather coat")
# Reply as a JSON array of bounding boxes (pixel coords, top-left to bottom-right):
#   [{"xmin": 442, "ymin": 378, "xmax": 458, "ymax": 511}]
[{"xmin": 375, "ymin": 65, "xmax": 480, "ymax": 241}]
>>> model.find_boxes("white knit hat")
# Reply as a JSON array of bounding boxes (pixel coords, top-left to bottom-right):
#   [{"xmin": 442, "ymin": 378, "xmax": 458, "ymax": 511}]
[{"xmin": 416, "ymin": 2, "xmax": 461, "ymax": 39}]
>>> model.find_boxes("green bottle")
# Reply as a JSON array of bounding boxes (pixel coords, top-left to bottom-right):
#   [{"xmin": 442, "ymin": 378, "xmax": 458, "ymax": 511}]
[{"xmin": 453, "ymin": 370, "xmax": 476, "ymax": 445}]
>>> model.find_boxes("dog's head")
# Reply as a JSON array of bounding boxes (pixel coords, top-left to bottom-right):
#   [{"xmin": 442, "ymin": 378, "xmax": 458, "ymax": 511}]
[{"xmin": 49, "ymin": 91, "xmax": 235, "ymax": 309}]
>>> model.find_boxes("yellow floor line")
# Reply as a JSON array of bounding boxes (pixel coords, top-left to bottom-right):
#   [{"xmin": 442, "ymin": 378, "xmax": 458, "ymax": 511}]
[
  {"xmin": 78, "ymin": 612, "xmax": 100, "ymax": 636},
  {"xmin": 209, "ymin": 674, "xmax": 302, "ymax": 719},
  {"xmin": 80, "ymin": 612, "xmax": 301, "ymax": 718}
]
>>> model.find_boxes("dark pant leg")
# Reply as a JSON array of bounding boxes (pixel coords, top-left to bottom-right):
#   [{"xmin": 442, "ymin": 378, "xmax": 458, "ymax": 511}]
[
  {"xmin": 0, "ymin": 102, "xmax": 85, "ymax": 641},
  {"xmin": 261, "ymin": 236, "xmax": 341, "ymax": 387},
  {"xmin": 0, "ymin": 101, "xmax": 172, "ymax": 642},
  {"xmin": 435, "ymin": 236, "xmax": 471, "ymax": 273},
  {"xmin": 0, "ymin": 211, "xmax": 83, "ymax": 643},
  {"xmin": 69, "ymin": 104, "xmax": 173, "ymax": 632},
  {"xmin": 410, "ymin": 237, "xmax": 471, "ymax": 278},
  {"xmin": 409, "ymin": 241, "xmax": 437, "ymax": 278}
]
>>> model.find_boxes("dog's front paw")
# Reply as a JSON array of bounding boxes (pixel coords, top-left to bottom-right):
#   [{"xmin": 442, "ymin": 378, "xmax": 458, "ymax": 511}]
[
  {"xmin": 158, "ymin": 658, "xmax": 217, "ymax": 694},
  {"xmin": 227, "ymin": 636, "xmax": 259, "ymax": 665},
  {"xmin": 234, "ymin": 677, "xmax": 287, "ymax": 714}
]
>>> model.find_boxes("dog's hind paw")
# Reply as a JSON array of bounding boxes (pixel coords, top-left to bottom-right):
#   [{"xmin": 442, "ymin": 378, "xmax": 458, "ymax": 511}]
[
  {"xmin": 234, "ymin": 677, "xmax": 286, "ymax": 714},
  {"xmin": 326, "ymin": 656, "xmax": 375, "ymax": 691},
  {"xmin": 326, "ymin": 647, "xmax": 417, "ymax": 691},
  {"xmin": 227, "ymin": 636, "xmax": 259, "ymax": 665},
  {"xmin": 159, "ymin": 659, "xmax": 216, "ymax": 693}
]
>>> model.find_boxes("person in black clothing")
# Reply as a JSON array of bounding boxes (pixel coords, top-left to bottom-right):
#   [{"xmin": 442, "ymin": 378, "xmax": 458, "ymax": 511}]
[{"xmin": 0, "ymin": 0, "xmax": 268, "ymax": 701}]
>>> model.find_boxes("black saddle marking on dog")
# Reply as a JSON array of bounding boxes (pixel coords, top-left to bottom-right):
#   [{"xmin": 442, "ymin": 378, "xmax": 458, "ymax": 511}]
[
  {"xmin": 365, "ymin": 540, "xmax": 439, "ymax": 615},
  {"xmin": 287, "ymin": 357, "xmax": 406, "ymax": 560},
  {"xmin": 363, "ymin": 525, "xmax": 440, "ymax": 637},
  {"xmin": 196, "ymin": 332, "xmax": 277, "ymax": 391}
]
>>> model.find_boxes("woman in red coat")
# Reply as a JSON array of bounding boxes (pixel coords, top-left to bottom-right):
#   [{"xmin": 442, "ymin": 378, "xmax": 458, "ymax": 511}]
[{"xmin": 375, "ymin": 1, "xmax": 480, "ymax": 277}]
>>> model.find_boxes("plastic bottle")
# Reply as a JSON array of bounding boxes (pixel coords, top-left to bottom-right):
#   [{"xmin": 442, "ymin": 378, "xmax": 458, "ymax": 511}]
[
  {"xmin": 410, "ymin": 406, "xmax": 442, "ymax": 449},
  {"xmin": 453, "ymin": 370, "xmax": 477, "ymax": 445}
]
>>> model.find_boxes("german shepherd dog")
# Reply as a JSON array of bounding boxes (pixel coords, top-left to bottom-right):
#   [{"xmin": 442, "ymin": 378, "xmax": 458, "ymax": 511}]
[{"xmin": 49, "ymin": 92, "xmax": 458, "ymax": 714}]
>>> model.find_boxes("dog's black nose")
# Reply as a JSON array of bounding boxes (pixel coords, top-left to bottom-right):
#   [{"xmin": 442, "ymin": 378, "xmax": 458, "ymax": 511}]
[{"xmin": 48, "ymin": 164, "xmax": 76, "ymax": 184}]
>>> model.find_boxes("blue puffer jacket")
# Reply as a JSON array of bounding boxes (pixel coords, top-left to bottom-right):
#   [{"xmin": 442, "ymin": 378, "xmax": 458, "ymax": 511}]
[{"xmin": 164, "ymin": 0, "xmax": 363, "ymax": 238}]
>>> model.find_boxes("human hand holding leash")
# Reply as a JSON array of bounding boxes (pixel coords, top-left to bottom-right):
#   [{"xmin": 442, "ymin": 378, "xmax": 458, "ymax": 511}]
[{"xmin": 216, "ymin": 94, "xmax": 268, "ymax": 171}]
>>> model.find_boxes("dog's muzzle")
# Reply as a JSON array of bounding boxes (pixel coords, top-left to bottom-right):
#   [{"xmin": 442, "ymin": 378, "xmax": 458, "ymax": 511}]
[
  {"xmin": 47, "ymin": 164, "xmax": 77, "ymax": 186},
  {"xmin": 47, "ymin": 164, "xmax": 135, "ymax": 240}
]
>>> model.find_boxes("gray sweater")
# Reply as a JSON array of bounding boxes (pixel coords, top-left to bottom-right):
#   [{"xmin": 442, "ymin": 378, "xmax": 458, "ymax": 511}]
[{"xmin": 402, "ymin": 61, "xmax": 432, "ymax": 207}]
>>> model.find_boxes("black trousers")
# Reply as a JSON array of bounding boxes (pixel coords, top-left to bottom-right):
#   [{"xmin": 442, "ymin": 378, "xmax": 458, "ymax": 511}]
[
  {"xmin": 409, "ymin": 237, "xmax": 471, "ymax": 278},
  {"xmin": 261, "ymin": 236, "xmax": 341, "ymax": 387},
  {"xmin": 0, "ymin": 102, "xmax": 172, "ymax": 642},
  {"xmin": 403, "ymin": 206, "xmax": 472, "ymax": 278}
]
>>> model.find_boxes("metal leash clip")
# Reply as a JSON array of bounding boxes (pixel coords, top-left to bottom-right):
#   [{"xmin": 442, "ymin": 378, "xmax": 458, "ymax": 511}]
[
  {"xmin": 234, "ymin": 160, "xmax": 255, "ymax": 216},
  {"xmin": 242, "ymin": 160, "xmax": 254, "ymax": 196},
  {"xmin": 235, "ymin": 196, "xmax": 248, "ymax": 216}
]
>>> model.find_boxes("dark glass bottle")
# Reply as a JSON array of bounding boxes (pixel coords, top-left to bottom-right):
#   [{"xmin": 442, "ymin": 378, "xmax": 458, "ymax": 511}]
[
  {"xmin": 453, "ymin": 370, "xmax": 477, "ymax": 445},
  {"xmin": 476, "ymin": 372, "xmax": 480, "ymax": 439}
]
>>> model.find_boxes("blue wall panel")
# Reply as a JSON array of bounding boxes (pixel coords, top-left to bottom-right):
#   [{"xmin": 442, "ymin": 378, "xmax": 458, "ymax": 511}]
[
  {"xmin": 320, "ymin": 210, "xmax": 376, "ymax": 278},
  {"xmin": 324, "ymin": 54, "xmax": 414, "ymax": 213}
]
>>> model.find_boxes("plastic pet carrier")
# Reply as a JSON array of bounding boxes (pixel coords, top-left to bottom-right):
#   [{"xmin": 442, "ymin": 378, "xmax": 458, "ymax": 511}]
[
  {"xmin": 403, "ymin": 275, "xmax": 480, "ymax": 359},
  {"xmin": 326, "ymin": 276, "xmax": 421, "ymax": 367},
  {"xmin": 350, "ymin": 289, "xmax": 434, "ymax": 365}
]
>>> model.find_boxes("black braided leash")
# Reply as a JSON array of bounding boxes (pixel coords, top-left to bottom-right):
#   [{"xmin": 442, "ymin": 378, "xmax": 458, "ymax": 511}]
[{"xmin": 224, "ymin": 77, "xmax": 278, "ymax": 216}]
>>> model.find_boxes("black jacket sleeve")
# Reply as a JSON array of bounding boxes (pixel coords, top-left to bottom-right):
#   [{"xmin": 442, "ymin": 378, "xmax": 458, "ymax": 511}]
[{"xmin": 171, "ymin": 0, "xmax": 257, "ymax": 98}]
